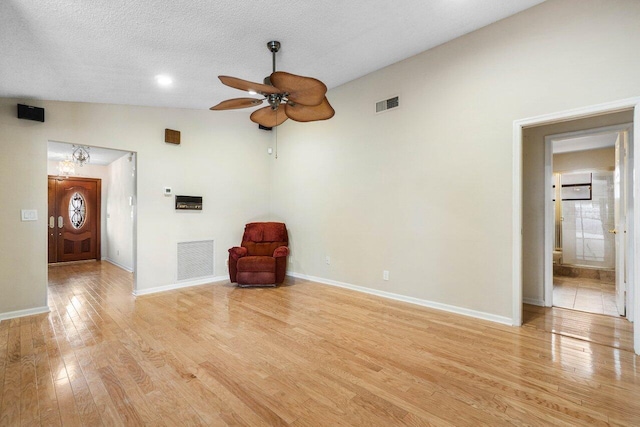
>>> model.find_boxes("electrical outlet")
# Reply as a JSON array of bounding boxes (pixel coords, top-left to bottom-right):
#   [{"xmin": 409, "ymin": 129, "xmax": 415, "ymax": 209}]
[
  {"xmin": 225, "ymin": 259, "xmax": 229, "ymax": 267},
  {"xmin": 383, "ymin": 270, "xmax": 389, "ymax": 281},
  {"xmin": 325, "ymin": 256, "xmax": 331, "ymax": 265}
]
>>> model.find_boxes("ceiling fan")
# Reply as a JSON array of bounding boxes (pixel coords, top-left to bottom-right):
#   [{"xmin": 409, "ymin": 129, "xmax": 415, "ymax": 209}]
[{"xmin": 210, "ymin": 41, "xmax": 335, "ymax": 128}]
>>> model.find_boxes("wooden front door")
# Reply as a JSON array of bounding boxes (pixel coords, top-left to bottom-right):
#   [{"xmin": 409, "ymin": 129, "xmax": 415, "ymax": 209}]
[{"xmin": 48, "ymin": 176, "xmax": 101, "ymax": 263}]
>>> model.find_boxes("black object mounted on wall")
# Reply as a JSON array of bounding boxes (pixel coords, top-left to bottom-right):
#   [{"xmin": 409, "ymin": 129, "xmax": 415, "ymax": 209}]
[
  {"xmin": 175, "ymin": 195, "xmax": 203, "ymax": 210},
  {"xmin": 17, "ymin": 104, "xmax": 45, "ymax": 122}
]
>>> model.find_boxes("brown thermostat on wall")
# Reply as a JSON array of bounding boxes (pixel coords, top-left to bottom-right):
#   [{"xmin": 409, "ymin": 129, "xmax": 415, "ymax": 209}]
[{"xmin": 175, "ymin": 195, "xmax": 202, "ymax": 210}]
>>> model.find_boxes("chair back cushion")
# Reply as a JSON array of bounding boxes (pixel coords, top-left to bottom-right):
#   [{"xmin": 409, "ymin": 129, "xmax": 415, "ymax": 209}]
[{"xmin": 241, "ymin": 222, "xmax": 288, "ymax": 256}]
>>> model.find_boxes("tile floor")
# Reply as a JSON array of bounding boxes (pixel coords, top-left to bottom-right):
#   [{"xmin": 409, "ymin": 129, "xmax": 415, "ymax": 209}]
[{"xmin": 553, "ymin": 275, "xmax": 621, "ymax": 316}]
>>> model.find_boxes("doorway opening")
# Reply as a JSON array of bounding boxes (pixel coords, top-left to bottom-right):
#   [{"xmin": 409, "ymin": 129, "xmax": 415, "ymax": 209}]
[
  {"xmin": 514, "ymin": 97, "xmax": 640, "ymax": 355},
  {"xmin": 48, "ymin": 176, "xmax": 102, "ymax": 263},
  {"xmin": 47, "ymin": 141, "xmax": 137, "ymax": 290},
  {"xmin": 546, "ymin": 124, "xmax": 633, "ymax": 317}
]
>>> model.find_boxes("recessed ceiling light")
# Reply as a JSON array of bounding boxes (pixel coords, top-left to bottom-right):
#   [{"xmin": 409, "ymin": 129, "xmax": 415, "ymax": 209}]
[
  {"xmin": 248, "ymin": 90, "xmax": 257, "ymax": 95},
  {"xmin": 155, "ymin": 75, "xmax": 173, "ymax": 87}
]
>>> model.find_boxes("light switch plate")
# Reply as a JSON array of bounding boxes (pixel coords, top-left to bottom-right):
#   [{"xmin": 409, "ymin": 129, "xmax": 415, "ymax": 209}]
[
  {"xmin": 163, "ymin": 187, "xmax": 172, "ymax": 196},
  {"xmin": 21, "ymin": 209, "xmax": 38, "ymax": 221}
]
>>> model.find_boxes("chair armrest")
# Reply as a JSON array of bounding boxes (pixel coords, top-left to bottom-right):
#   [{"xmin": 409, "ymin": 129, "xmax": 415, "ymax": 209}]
[
  {"xmin": 273, "ymin": 246, "xmax": 289, "ymax": 258},
  {"xmin": 229, "ymin": 246, "xmax": 248, "ymax": 260}
]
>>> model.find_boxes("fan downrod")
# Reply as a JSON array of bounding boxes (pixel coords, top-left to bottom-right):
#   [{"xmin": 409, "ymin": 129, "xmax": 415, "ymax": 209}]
[
  {"xmin": 267, "ymin": 41, "xmax": 281, "ymax": 53},
  {"xmin": 264, "ymin": 40, "xmax": 282, "ymax": 85}
]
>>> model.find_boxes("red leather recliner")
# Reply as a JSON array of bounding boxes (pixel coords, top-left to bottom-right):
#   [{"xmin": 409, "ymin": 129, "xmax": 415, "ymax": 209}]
[{"xmin": 228, "ymin": 222, "xmax": 289, "ymax": 287}]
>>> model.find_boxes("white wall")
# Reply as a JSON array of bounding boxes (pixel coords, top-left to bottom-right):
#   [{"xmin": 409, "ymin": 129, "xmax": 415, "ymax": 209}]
[
  {"xmin": 47, "ymin": 160, "xmax": 110, "ymax": 258},
  {"xmin": 0, "ymin": 99, "xmax": 271, "ymax": 315},
  {"xmin": 271, "ymin": 0, "xmax": 640, "ymax": 320},
  {"xmin": 106, "ymin": 154, "xmax": 135, "ymax": 271}
]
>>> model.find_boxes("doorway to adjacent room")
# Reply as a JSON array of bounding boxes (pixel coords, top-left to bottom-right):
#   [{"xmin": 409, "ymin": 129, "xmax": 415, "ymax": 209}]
[
  {"xmin": 46, "ymin": 140, "xmax": 137, "ymax": 291},
  {"xmin": 514, "ymin": 97, "xmax": 640, "ymax": 354},
  {"xmin": 546, "ymin": 124, "xmax": 632, "ymax": 318}
]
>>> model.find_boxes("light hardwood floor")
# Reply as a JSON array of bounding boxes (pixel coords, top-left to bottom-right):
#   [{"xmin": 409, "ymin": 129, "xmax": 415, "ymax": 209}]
[{"xmin": 1, "ymin": 261, "xmax": 639, "ymax": 426}]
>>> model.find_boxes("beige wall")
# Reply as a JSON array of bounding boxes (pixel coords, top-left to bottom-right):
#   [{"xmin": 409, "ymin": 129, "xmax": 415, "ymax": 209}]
[
  {"xmin": 522, "ymin": 111, "xmax": 633, "ymax": 304},
  {"xmin": 553, "ymin": 147, "xmax": 615, "ymax": 172},
  {"xmin": 0, "ymin": 99, "xmax": 271, "ymax": 315},
  {"xmin": 3, "ymin": 0, "xmax": 640, "ymax": 322},
  {"xmin": 272, "ymin": 0, "xmax": 640, "ymax": 320}
]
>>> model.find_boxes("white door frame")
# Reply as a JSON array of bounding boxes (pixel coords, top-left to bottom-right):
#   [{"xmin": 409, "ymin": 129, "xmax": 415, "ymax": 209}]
[
  {"xmin": 512, "ymin": 97, "xmax": 640, "ymax": 355},
  {"xmin": 542, "ymin": 124, "xmax": 634, "ymax": 311}
]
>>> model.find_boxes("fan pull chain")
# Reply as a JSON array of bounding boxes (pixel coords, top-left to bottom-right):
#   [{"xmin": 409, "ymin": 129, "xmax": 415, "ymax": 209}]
[{"xmin": 275, "ymin": 109, "xmax": 278, "ymax": 159}]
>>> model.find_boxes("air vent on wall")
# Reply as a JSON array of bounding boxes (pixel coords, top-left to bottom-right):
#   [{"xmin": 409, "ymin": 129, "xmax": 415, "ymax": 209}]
[
  {"xmin": 376, "ymin": 96, "xmax": 399, "ymax": 114},
  {"xmin": 177, "ymin": 240, "xmax": 214, "ymax": 281}
]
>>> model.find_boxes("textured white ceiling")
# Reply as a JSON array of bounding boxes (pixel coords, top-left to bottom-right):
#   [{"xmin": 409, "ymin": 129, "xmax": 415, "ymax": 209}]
[
  {"xmin": 1, "ymin": 0, "xmax": 546, "ymax": 110},
  {"xmin": 48, "ymin": 140, "xmax": 130, "ymax": 165}
]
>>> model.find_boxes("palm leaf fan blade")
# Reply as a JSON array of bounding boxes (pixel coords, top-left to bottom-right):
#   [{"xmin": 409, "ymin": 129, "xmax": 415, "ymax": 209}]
[
  {"xmin": 210, "ymin": 98, "xmax": 263, "ymax": 110},
  {"xmin": 218, "ymin": 76, "xmax": 282, "ymax": 96},
  {"xmin": 284, "ymin": 97, "xmax": 335, "ymax": 122},
  {"xmin": 270, "ymin": 71, "xmax": 327, "ymax": 106}
]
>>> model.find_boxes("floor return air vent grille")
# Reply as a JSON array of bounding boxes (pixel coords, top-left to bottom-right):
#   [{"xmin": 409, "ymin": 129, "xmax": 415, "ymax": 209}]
[{"xmin": 177, "ymin": 240, "xmax": 214, "ymax": 281}]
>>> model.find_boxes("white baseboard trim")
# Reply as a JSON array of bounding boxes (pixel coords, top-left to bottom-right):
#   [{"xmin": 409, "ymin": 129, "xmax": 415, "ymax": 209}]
[
  {"xmin": 287, "ymin": 272, "xmax": 512, "ymax": 326},
  {"xmin": 133, "ymin": 275, "xmax": 228, "ymax": 296},
  {"xmin": 0, "ymin": 306, "xmax": 50, "ymax": 321},
  {"xmin": 523, "ymin": 297, "xmax": 545, "ymax": 306},
  {"xmin": 103, "ymin": 258, "xmax": 134, "ymax": 273}
]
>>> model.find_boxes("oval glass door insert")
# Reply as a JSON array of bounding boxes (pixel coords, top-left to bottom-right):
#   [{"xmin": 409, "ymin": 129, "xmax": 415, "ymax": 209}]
[{"xmin": 68, "ymin": 192, "xmax": 86, "ymax": 229}]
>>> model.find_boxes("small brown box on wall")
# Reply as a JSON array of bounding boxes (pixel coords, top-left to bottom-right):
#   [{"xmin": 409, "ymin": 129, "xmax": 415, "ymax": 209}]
[{"xmin": 165, "ymin": 129, "xmax": 181, "ymax": 145}]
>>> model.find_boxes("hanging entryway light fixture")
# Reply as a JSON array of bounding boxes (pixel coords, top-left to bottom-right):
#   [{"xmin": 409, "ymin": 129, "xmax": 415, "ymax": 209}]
[
  {"xmin": 72, "ymin": 145, "xmax": 90, "ymax": 166},
  {"xmin": 58, "ymin": 157, "xmax": 75, "ymax": 176}
]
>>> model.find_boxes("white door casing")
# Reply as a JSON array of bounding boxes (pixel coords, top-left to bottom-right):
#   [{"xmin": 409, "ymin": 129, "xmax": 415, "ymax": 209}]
[{"xmin": 513, "ymin": 96, "xmax": 640, "ymax": 356}]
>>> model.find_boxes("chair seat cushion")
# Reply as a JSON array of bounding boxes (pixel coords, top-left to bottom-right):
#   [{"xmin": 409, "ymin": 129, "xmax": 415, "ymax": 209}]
[{"xmin": 237, "ymin": 256, "xmax": 275, "ymax": 272}]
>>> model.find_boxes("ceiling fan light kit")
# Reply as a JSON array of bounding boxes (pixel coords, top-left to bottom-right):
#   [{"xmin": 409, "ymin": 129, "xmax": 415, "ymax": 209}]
[{"xmin": 211, "ymin": 41, "xmax": 334, "ymax": 128}]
